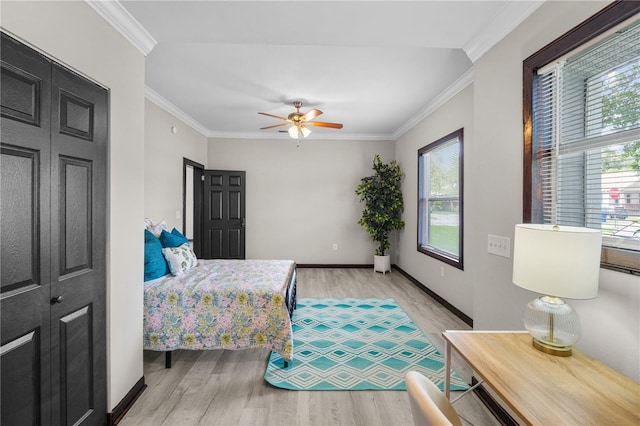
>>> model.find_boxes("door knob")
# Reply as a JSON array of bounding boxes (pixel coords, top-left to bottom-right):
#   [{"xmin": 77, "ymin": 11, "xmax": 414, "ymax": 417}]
[{"xmin": 51, "ymin": 295, "xmax": 63, "ymax": 304}]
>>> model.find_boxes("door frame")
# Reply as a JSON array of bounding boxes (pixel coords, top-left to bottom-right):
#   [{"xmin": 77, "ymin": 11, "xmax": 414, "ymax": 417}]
[{"xmin": 182, "ymin": 158, "xmax": 204, "ymax": 257}]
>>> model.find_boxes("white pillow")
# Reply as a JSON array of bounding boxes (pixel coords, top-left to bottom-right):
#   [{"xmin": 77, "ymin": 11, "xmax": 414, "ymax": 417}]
[
  {"xmin": 145, "ymin": 218, "xmax": 168, "ymax": 237},
  {"xmin": 162, "ymin": 243, "xmax": 198, "ymax": 276}
]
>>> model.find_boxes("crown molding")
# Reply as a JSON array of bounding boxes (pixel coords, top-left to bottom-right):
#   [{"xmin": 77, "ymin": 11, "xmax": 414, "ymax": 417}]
[
  {"xmin": 85, "ymin": 0, "xmax": 157, "ymax": 56},
  {"xmin": 392, "ymin": 69, "xmax": 474, "ymax": 140},
  {"xmin": 463, "ymin": 0, "xmax": 546, "ymax": 63},
  {"xmin": 144, "ymin": 86, "xmax": 210, "ymax": 137}
]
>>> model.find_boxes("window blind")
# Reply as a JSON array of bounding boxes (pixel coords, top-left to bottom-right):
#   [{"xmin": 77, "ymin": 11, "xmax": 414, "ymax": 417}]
[{"xmin": 534, "ymin": 19, "xmax": 640, "ymax": 252}]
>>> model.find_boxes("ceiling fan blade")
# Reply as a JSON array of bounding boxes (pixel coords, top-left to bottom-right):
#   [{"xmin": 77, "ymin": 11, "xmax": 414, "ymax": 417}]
[
  {"xmin": 300, "ymin": 109, "xmax": 323, "ymax": 122},
  {"xmin": 258, "ymin": 112, "xmax": 289, "ymax": 121},
  {"xmin": 306, "ymin": 121, "xmax": 343, "ymax": 129},
  {"xmin": 260, "ymin": 123, "xmax": 290, "ymax": 130}
]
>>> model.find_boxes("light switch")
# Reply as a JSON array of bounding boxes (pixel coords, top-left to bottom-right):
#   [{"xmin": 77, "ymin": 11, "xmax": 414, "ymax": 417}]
[{"xmin": 488, "ymin": 234, "xmax": 510, "ymax": 258}]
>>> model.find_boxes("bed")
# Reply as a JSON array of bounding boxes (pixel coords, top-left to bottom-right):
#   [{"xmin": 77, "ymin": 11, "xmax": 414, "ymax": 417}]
[{"xmin": 143, "ymin": 258, "xmax": 297, "ymax": 367}]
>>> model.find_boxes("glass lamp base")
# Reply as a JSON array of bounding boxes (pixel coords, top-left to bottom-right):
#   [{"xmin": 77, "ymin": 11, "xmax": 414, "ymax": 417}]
[{"xmin": 523, "ymin": 296, "xmax": 581, "ymax": 357}]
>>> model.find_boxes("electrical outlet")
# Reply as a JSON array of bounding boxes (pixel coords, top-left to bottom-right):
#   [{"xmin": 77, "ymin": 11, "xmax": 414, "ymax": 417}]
[
  {"xmin": 332, "ymin": 243, "xmax": 338, "ymax": 251},
  {"xmin": 488, "ymin": 235, "xmax": 511, "ymax": 258}
]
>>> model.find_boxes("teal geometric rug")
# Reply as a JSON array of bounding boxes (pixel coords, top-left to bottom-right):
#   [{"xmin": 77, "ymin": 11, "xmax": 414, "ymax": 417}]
[{"xmin": 264, "ymin": 298, "xmax": 469, "ymax": 391}]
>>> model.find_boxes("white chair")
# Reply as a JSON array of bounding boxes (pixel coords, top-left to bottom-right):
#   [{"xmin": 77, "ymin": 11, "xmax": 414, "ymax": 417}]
[{"xmin": 406, "ymin": 371, "xmax": 462, "ymax": 426}]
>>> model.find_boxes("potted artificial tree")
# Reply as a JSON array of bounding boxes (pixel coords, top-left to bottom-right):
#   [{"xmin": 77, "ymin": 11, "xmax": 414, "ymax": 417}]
[{"xmin": 355, "ymin": 154, "xmax": 405, "ymax": 273}]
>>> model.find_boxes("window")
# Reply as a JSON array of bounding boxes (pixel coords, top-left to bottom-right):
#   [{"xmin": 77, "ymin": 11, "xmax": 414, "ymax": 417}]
[
  {"xmin": 418, "ymin": 129, "xmax": 463, "ymax": 269},
  {"xmin": 523, "ymin": 2, "xmax": 640, "ymax": 274}
]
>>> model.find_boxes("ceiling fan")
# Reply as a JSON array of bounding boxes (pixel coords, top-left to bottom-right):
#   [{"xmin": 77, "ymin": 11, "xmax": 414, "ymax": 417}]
[{"xmin": 258, "ymin": 101, "xmax": 343, "ymax": 139}]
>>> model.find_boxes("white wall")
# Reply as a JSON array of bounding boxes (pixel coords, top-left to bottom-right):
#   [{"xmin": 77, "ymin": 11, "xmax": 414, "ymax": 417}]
[
  {"xmin": 395, "ymin": 0, "xmax": 639, "ymax": 380},
  {"xmin": 207, "ymin": 138, "xmax": 394, "ymax": 264},
  {"xmin": 2, "ymin": 1, "xmax": 146, "ymax": 410},
  {"xmin": 395, "ymin": 84, "xmax": 474, "ymax": 317},
  {"xmin": 144, "ymin": 99, "xmax": 208, "ymax": 230}
]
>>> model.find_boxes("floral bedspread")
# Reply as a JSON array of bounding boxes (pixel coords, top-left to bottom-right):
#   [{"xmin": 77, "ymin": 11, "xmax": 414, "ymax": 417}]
[{"xmin": 144, "ymin": 259, "xmax": 295, "ymax": 361}]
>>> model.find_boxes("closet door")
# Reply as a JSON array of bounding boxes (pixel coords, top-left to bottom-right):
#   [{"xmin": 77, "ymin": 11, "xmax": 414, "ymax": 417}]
[
  {"xmin": 49, "ymin": 63, "xmax": 107, "ymax": 425},
  {"xmin": 1, "ymin": 33, "xmax": 107, "ymax": 425},
  {"xmin": 1, "ymin": 33, "xmax": 53, "ymax": 426}
]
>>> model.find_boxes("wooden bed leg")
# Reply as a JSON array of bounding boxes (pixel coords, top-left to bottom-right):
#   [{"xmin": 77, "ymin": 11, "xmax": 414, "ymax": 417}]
[{"xmin": 165, "ymin": 351, "xmax": 172, "ymax": 368}]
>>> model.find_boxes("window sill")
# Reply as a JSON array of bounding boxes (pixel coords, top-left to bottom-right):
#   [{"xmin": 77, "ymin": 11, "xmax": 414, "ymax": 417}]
[
  {"xmin": 601, "ymin": 246, "xmax": 640, "ymax": 275},
  {"xmin": 417, "ymin": 245, "xmax": 463, "ymax": 270}
]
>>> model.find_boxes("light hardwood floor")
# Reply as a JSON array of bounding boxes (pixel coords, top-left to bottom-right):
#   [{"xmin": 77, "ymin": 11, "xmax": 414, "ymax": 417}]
[{"xmin": 120, "ymin": 268, "xmax": 501, "ymax": 426}]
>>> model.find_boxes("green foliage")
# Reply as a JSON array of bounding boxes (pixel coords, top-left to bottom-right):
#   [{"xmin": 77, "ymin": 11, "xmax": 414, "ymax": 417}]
[
  {"xmin": 355, "ymin": 155, "xmax": 405, "ymax": 256},
  {"xmin": 601, "ymin": 63, "xmax": 640, "ymax": 171},
  {"xmin": 426, "ymin": 141, "xmax": 460, "ymax": 196},
  {"xmin": 622, "ymin": 143, "xmax": 640, "ymax": 171}
]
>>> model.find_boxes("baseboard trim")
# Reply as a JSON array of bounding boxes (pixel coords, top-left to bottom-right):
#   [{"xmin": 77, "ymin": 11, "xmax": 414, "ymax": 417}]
[
  {"xmin": 297, "ymin": 264, "xmax": 373, "ymax": 269},
  {"xmin": 471, "ymin": 377, "xmax": 518, "ymax": 426},
  {"xmin": 107, "ymin": 376, "xmax": 146, "ymax": 426},
  {"xmin": 393, "ymin": 265, "xmax": 473, "ymax": 327}
]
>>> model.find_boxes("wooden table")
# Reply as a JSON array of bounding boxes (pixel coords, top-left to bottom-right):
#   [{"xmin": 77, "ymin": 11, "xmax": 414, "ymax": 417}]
[{"xmin": 443, "ymin": 331, "xmax": 640, "ymax": 426}]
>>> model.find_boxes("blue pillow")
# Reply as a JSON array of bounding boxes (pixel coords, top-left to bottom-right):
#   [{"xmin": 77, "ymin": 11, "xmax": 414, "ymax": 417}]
[
  {"xmin": 144, "ymin": 229, "xmax": 169, "ymax": 281},
  {"xmin": 159, "ymin": 228, "xmax": 189, "ymax": 248},
  {"xmin": 172, "ymin": 227, "xmax": 188, "ymax": 240}
]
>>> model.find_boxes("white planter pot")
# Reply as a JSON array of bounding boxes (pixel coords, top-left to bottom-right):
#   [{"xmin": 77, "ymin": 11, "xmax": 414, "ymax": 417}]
[{"xmin": 373, "ymin": 255, "xmax": 391, "ymax": 274}]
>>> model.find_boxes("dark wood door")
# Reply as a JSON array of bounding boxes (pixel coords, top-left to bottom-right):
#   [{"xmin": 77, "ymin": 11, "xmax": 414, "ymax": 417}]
[
  {"xmin": 1, "ymin": 33, "xmax": 107, "ymax": 426},
  {"xmin": 1, "ymin": 32, "xmax": 53, "ymax": 426},
  {"xmin": 49, "ymin": 62, "xmax": 108, "ymax": 426},
  {"xmin": 202, "ymin": 170, "xmax": 246, "ymax": 259}
]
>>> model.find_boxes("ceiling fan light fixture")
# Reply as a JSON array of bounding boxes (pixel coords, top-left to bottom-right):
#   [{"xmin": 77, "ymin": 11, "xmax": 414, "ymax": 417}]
[
  {"xmin": 288, "ymin": 124, "xmax": 311, "ymax": 139},
  {"xmin": 259, "ymin": 101, "xmax": 341, "ymax": 139},
  {"xmin": 288, "ymin": 125, "xmax": 299, "ymax": 139}
]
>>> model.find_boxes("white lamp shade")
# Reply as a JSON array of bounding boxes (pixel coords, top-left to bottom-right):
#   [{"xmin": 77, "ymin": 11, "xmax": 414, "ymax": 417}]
[
  {"xmin": 513, "ymin": 224, "xmax": 601, "ymax": 299},
  {"xmin": 288, "ymin": 126, "xmax": 299, "ymax": 138},
  {"xmin": 300, "ymin": 125, "xmax": 311, "ymax": 137}
]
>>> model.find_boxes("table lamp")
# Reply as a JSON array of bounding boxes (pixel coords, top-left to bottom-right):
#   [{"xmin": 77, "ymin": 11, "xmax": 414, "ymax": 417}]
[{"xmin": 512, "ymin": 224, "xmax": 601, "ymax": 356}]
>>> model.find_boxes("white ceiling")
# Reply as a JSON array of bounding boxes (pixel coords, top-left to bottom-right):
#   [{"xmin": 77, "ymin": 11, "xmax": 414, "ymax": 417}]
[{"xmin": 111, "ymin": 1, "xmax": 544, "ymax": 140}]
